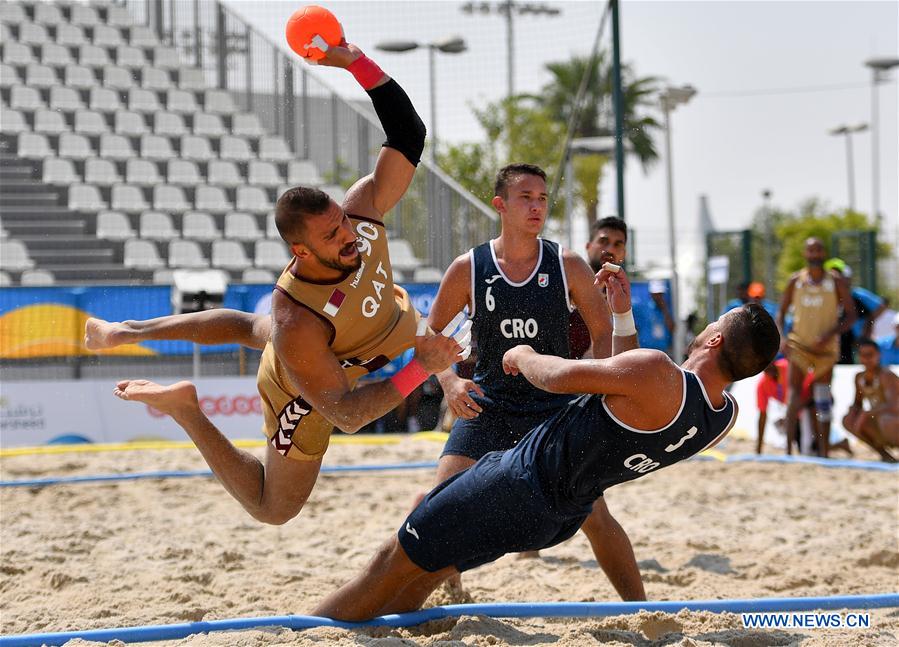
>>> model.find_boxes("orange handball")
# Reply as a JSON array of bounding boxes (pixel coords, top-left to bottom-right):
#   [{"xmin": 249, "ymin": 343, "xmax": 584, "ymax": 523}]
[{"xmin": 285, "ymin": 5, "xmax": 343, "ymax": 61}]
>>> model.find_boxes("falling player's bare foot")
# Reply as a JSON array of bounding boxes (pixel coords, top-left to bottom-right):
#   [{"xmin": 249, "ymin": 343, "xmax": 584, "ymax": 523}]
[
  {"xmin": 113, "ymin": 380, "xmax": 199, "ymax": 418},
  {"xmin": 84, "ymin": 318, "xmax": 134, "ymax": 351}
]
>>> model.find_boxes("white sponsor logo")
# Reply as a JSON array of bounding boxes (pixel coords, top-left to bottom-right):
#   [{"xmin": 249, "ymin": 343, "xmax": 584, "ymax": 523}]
[
  {"xmin": 405, "ymin": 523, "xmax": 420, "ymax": 540},
  {"xmin": 500, "ymin": 318, "xmax": 538, "ymax": 339},
  {"xmin": 485, "ymin": 274, "xmax": 502, "ymax": 285}
]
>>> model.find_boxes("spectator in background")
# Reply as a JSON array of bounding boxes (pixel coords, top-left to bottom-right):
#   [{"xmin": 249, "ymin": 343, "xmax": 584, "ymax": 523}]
[
  {"xmin": 871, "ymin": 297, "xmax": 896, "ymax": 341},
  {"xmin": 877, "ymin": 312, "xmax": 899, "ymax": 366},
  {"xmin": 842, "ymin": 339, "xmax": 899, "ymax": 462},
  {"xmin": 756, "ymin": 358, "xmax": 814, "ymax": 454},
  {"xmin": 570, "ymin": 217, "xmax": 675, "ymax": 358},
  {"xmin": 722, "ymin": 281, "xmax": 777, "ymax": 319},
  {"xmin": 824, "ymin": 258, "xmax": 886, "ymax": 364}
]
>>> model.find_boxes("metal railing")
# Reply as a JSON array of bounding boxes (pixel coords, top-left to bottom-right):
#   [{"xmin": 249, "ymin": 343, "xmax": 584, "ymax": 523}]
[{"xmin": 125, "ymin": 0, "xmax": 498, "ymax": 269}]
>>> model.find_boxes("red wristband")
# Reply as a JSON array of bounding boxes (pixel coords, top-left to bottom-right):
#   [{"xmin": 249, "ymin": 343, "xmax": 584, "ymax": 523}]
[
  {"xmin": 347, "ymin": 55, "xmax": 385, "ymax": 90},
  {"xmin": 390, "ymin": 359, "xmax": 429, "ymax": 398}
]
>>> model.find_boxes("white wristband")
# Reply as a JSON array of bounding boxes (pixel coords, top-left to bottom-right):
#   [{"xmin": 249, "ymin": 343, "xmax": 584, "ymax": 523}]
[{"xmin": 612, "ymin": 309, "xmax": 637, "ymax": 337}]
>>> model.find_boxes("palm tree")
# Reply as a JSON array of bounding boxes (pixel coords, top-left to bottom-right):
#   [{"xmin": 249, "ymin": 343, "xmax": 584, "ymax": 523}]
[{"xmin": 539, "ymin": 54, "xmax": 662, "ymax": 221}]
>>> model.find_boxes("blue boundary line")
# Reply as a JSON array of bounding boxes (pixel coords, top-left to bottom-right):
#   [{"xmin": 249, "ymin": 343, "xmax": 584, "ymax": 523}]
[
  {"xmin": 1, "ymin": 594, "xmax": 896, "ymax": 646},
  {"xmin": 0, "ymin": 462, "xmax": 440, "ymax": 488},
  {"xmin": 1, "ymin": 453, "xmax": 895, "ymax": 488}
]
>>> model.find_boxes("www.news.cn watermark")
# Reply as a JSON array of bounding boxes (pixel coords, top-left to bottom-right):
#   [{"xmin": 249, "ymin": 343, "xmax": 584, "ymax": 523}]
[{"xmin": 742, "ymin": 612, "xmax": 871, "ymax": 629}]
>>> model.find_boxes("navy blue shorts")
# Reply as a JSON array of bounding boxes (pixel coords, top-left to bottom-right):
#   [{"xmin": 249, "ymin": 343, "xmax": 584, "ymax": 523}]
[
  {"xmin": 397, "ymin": 452, "xmax": 587, "ymax": 573},
  {"xmin": 442, "ymin": 397, "xmax": 567, "ymax": 460}
]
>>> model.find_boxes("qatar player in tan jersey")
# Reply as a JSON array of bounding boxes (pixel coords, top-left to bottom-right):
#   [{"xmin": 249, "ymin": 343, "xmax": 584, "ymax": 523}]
[
  {"xmin": 83, "ymin": 38, "xmax": 464, "ymax": 525},
  {"xmin": 777, "ymin": 237, "xmax": 855, "ymax": 457}
]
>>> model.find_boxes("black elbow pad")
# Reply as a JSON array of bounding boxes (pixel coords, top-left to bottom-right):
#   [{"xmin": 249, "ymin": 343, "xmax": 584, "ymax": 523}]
[{"xmin": 368, "ymin": 79, "xmax": 427, "ymax": 166}]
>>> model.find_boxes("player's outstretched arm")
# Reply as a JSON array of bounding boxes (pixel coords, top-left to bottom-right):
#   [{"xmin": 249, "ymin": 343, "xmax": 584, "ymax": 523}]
[
  {"xmin": 271, "ymin": 292, "xmax": 462, "ymax": 433},
  {"xmin": 318, "ymin": 41, "xmax": 425, "ymax": 221},
  {"xmin": 563, "ymin": 251, "xmax": 612, "ymax": 359}
]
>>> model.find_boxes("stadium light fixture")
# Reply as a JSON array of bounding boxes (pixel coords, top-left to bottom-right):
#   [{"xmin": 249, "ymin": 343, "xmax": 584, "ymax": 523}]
[
  {"xmin": 375, "ymin": 37, "xmax": 469, "ymax": 161},
  {"xmin": 864, "ymin": 57, "xmax": 899, "ymax": 221}
]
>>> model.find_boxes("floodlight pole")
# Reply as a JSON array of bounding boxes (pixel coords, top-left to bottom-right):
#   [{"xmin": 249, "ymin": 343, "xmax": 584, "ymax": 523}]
[
  {"xmin": 610, "ymin": 0, "xmax": 625, "ymax": 221},
  {"xmin": 864, "ymin": 57, "xmax": 899, "ymax": 221}
]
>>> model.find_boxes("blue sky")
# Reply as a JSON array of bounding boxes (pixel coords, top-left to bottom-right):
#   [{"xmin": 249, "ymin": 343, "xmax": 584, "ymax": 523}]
[{"xmin": 228, "ymin": 0, "xmax": 898, "ymax": 295}]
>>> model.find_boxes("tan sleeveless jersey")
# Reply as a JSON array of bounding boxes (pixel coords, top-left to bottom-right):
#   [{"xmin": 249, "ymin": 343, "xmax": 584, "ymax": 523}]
[
  {"xmin": 256, "ymin": 215, "xmax": 420, "ymax": 461},
  {"xmin": 788, "ymin": 268, "xmax": 839, "ymax": 353},
  {"xmin": 856, "ymin": 371, "xmax": 886, "ymax": 409}
]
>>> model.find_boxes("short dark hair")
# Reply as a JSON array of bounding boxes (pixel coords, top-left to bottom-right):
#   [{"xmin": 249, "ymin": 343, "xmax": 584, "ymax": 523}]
[
  {"xmin": 494, "ymin": 163, "xmax": 546, "ymax": 199},
  {"xmin": 589, "ymin": 216, "xmax": 628, "ymax": 242},
  {"xmin": 718, "ymin": 303, "xmax": 780, "ymax": 382},
  {"xmin": 274, "ymin": 186, "xmax": 332, "ymax": 244},
  {"xmin": 857, "ymin": 338, "xmax": 880, "ymax": 353}
]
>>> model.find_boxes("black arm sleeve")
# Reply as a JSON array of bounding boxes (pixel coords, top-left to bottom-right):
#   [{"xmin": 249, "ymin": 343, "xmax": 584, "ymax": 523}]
[{"xmin": 367, "ymin": 79, "xmax": 427, "ymax": 167}]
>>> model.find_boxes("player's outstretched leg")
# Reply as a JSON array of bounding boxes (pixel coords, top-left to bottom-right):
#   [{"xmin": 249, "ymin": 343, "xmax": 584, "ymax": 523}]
[
  {"xmin": 113, "ymin": 379, "xmax": 319, "ymax": 524},
  {"xmin": 85, "ymin": 310, "xmax": 271, "ymax": 352}
]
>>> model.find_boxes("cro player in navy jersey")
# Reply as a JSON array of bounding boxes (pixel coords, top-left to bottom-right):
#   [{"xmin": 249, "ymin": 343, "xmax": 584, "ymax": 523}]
[
  {"xmin": 423, "ymin": 164, "xmax": 644, "ymax": 601},
  {"xmin": 312, "ymin": 286, "xmax": 780, "ymax": 621}
]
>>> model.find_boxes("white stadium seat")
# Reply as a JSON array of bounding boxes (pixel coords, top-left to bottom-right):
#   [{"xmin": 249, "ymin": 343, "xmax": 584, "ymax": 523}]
[
  {"xmin": 34, "ymin": 109, "xmax": 69, "ymax": 135},
  {"xmin": 0, "ymin": 63, "xmax": 20, "ymax": 88},
  {"xmin": 165, "ymin": 88, "xmax": 198, "ymax": 113},
  {"xmin": 232, "ymin": 113, "xmax": 265, "ymax": 137},
  {"xmin": 69, "ymin": 183, "xmax": 108, "ymax": 211},
  {"xmin": 248, "ymin": 161, "xmax": 284, "ymax": 187},
  {"xmin": 18, "ymin": 22, "xmax": 50, "ymax": 47},
  {"xmin": 0, "ymin": 3, "xmax": 27, "ymax": 24},
  {"xmin": 34, "ymin": 3, "xmax": 64, "ymax": 26},
  {"xmin": 152, "ymin": 46, "xmax": 181, "ymax": 70},
  {"xmin": 139, "ymin": 211, "xmax": 179, "ymax": 240},
  {"xmin": 287, "ymin": 160, "xmax": 324, "ymax": 186},
  {"xmin": 182, "ymin": 212, "xmax": 220, "ymax": 241},
  {"xmin": 236, "ymin": 186, "xmax": 273, "ymax": 214},
  {"xmin": 0, "ymin": 107, "xmax": 28, "ymax": 135},
  {"xmin": 152, "ymin": 186, "xmax": 192, "ymax": 213},
  {"xmin": 41, "ymin": 43, "xmax": 75, "ymax": 67},
  {"xmin": 114, "ymin": 109, "xmax": 149, "ymax": 136},
  {"xmin": 177, "ymin": 68, "xmax": 206, "ymax": 90},
  {"xmin": 64, "ymin": 64, "xmax": 97, "ymax": 90},
  {"xmin": 259, "ymin": 136, "xmax": 293, "ymax": 162},
  {"xmin": 0, "ymin": 271, "xmax": 11, "ymax": 287},
  {"xmin": 124, "ymin": 239, "xmax": 165, "ymax": 268},
  {"xmin": 51, "ymin": 87, "xmax": 86, "ymax": 112},
  {"xmin": 0, "ymin": 241, "xmax": 35, "ymax": 271},
  {"xmin": 224, "ymin": 212, "xmax": 262, "ymax": 240},
  {"xmin": 20, "ymin": 270, "xmax": 56, "ymax": 286},
  {"xmin": 320, "ymin": 184, "xmax": 347, "ymax": 205},
  {"xmin": 97, "ymin": 211, "xmax": 137, "ymax": 240},
  {"xmin": 128, "ymin": 88, "xmax": 162, "ymax": 113},
  {"xmin": 154, "ymin": 111, "xmax": 187, "ymax": 136},
  {"xmin": 193, "ymin": 113, "xmax": 226, "ymax": 137},
  {"xmin": 219, "ymin": 135, "xmax": 254, "ymax": 162},
  {"xmin": 140, "ymin": 133, "xmax": 176, "ymax": 160},
  {"xmin": 85, "ymin": 158, "xmax": 123, "ymax": 185},
  {"xmin": 78, "ymin": 44, "xmax": 111, "ymax": 68},
  {"xmin": 207, "ymin": 161, "xmax": 242, "ymax": 187},
  {"xmin": 168, "ymin": 240, "xmax": 209, "ymax": 268},
  {"xmin": 43, "ymin": 157, "xmax": 80, "ymax": 184},
  {"xmin": 10, "ymin": 85, "xmax": 44, "ymax": 111},
  {"xmin": 387, "ymin": 239, "xmax": 421, "ymax": 271},
  {"xmin": 3, "ymin": 42, "xmax": 35, "ymax": 67},
  {"xmin": 89, "ymin": 87, "xmax": 122, "ymax": 112},
  {"xmin": 195, "ymin": 186, "xmax": 232, "ymax": 213},
  {"xmin": 129, "ymin": 26, "xmax": 159, "ymax": 49},
  {"xmin": 116, "ymin": 45, "xmax": 147, "ymax": 69},
  {"xmin": 106, "ymin": 6, "xmax": 134, "ymax": 28},
  {"xmin": 111, "ymin": 184, "xmax": 151, "ymax": 213},
  {"xmin": 166, "ymin": 159, "xmax": 201, "ymax": 186},
  {"xmin": 93, "ymin": 24, "xmax": 124, "ymax": 48},
  {"xmin": 25, "ymin": 63, "xmax": 58, "ymax": 89},
  {"xmin": 141, "ymin": 67, "xmax": 171, "ymax": 90},
  {"xmin": 103, "ymin": 65, "xmax": 135, "ymax": 90},
  {"xmin": 254, "ymin": 240, "xmax": 292, "ymax": 269},
  {"xmin": 56, "ymin": 24, "xmax": 87, "ymax": 48},
  {"xmin": 212, "ymin": 240, "xmax": 251, "ymax": 270},
  {"xmin": 58, "ymin": 133, "xmax": 94, "ymax": 159},
  {"xmin": 99, "ymin": 133, "xmax": 135, "ymax": 160},
  {"xmin": 18, "ymin": 133, "xmax": 54, "ymax": 158},
  {"xmin": 70, "ymin": 4, "xmax": 100, "ymax": 28},
  {"xmin": 180, "ymin": 135, "xmax": 215, "ymax": 161},
  {"xmin": 126, "ymin": 159, "xmax": 163, "ymax": 186},
  {"xmin": 203, "ymin": 89, "xmax": 236, "ymax": 115}
]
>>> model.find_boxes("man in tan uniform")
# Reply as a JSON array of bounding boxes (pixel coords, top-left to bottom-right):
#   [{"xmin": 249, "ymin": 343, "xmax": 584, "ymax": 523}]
[
  {"xmin": 85, "ymin": 38, "xmax": 463, "ymax": 524},
  {"xmin": 777, "ymin": 237, "xmax": 855, "ymax": 457}
]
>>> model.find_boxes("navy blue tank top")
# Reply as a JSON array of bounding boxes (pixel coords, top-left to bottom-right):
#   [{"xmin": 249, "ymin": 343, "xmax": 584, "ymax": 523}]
[
  {"xmin": 503, "ymin": 369, "xmax": 736, "ymax": 514},
  {"xmin": 469, "ymin": 239, "xmax": 574, "ymax": 413}
]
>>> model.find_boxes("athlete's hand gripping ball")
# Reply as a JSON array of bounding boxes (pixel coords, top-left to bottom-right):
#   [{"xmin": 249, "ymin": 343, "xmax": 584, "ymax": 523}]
[{"xmin": 285, "ymin": 5, "xmax": 344, "ymax": 63}]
